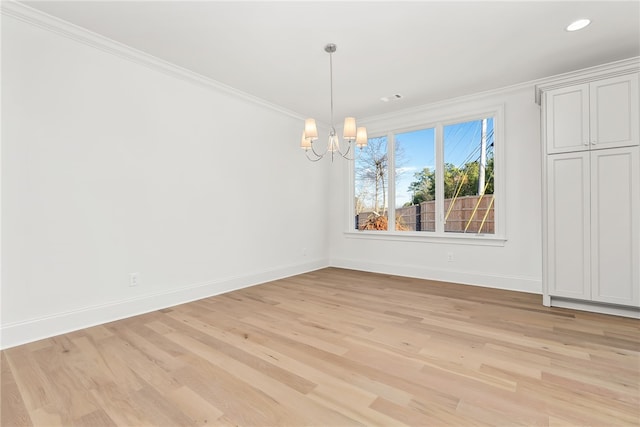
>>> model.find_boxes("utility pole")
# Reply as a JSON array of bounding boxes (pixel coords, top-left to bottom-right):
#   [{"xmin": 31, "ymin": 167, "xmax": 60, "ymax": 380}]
[{"xmin": 479, "ymin": 118, "xmax": 487, "ymax": 195}]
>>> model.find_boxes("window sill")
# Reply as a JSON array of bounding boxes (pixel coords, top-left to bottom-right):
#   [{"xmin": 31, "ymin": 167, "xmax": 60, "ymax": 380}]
[{"xmin": 343, "ymin": 230, "xmax": 507, "ymax": 246}]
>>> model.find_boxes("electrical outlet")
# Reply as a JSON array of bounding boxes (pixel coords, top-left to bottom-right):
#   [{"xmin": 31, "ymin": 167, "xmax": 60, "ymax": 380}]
[
  {"xmin": 447, "ymin": 252, "xmax": 454, "ymax": 262},
  {"xmin": 302, "ymin": 247, "xmax": 307, "ymax": 257},
  {"xmin": 129, "ymin": 272, "xmax": 139, "ymax": 287}
]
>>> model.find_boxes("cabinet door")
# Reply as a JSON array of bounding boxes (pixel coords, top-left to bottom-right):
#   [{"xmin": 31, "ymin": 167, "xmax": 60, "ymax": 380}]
[
  {"xmin": 591, "ymin": 147, "xmax": 639, "ymax": 306},
  {"xmin": 590, "ymin": 74, "xmax": 640, "ymax": 150},
  {"xmin": 545, "ymin": 84, "xmax": 590, "ymax": 154},
  {"xmin": 547, "ymin": 152, "xmax": 591, "ymax": 299}
]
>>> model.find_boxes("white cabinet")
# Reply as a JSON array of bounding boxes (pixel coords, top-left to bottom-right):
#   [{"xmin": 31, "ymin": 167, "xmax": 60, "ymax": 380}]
[
  {"xmin": 546, "ymin": 74, "xmax": 639, "ymax": 154},
  {"xmin": 590, "ymin": 148, "xmax": 639, "ymax": 305},
  {"xmin": 541, "ymin": 68, "xmax": 640, "ymax": 316},
  {"xmin": 546, "ymin": 152, "xmax": 591, "ymax": 300},
  {"xmin": 545, "ymin": 85, "xmax": 589, "ymax": 153},
  {"xmin": 546, "ymin": 148, "xmax": 639, "ymax": 307}
]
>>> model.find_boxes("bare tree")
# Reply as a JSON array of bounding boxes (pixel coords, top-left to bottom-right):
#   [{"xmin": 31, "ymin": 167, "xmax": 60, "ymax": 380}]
[
  {"xmin": 354, "ymin": 188, "xmax": 370, "ymax": 215},
  {"xmin": 393, "ymin": 137, "xmax": 408, "ymax": 205},
  {"xmin": 355, "ymin": 137, "xmax": 388, "ymax": 214}
]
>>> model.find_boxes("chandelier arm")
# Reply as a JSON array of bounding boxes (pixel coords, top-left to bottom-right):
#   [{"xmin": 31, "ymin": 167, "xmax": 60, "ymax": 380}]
[
  {"xmin": 305, "ymin": 150, "xmax": 324, "ymax": 162},
  {"xmin": 338, "ymin": 142, "xmax": 354, "ymax": 161},
  {"xmin": 309, "ymin": 141, "xmax": 327, "ymax": 159},
  {"xmin": 341, "ymin": 142, "xmax": 353, "ymax": 159}
]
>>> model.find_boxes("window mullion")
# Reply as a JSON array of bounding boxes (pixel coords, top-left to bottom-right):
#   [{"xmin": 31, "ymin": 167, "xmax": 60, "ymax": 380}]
[
  {"xmin": 387, "ymin": 132, "xmax": 396, "ymax": 232},
  {"xmin": 348, "ymin": 147, "xmax": 356, "ymax": 231},
  {"xmin": 435, "ymin": 124, "xmax": 445, "ymax": 234}
]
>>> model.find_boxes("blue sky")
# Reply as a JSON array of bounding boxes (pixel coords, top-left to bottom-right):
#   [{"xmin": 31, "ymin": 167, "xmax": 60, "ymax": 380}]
[{"xmin": 394, "ymin": 128, "xmax": 434, "ymax": 207}]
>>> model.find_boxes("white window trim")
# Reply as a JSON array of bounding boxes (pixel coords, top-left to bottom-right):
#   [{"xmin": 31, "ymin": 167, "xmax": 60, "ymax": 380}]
[{"xmin": 346, "ymin": 104, "xmax": 506, "ymax": 246}]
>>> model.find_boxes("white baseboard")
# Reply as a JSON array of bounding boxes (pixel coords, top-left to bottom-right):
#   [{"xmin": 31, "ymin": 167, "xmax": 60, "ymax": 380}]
[
  {"xmin": 549, "ymin": 297, "xmax": 640, "ymax": 319},
  {"xmin": 330, "ymin": 257, "xmax": 542, "ymax": 294},
  {"xmin": 1, "ymin": 258, "xmax": 541, "ymax": 349},
  {"xmin": 0, "ymin": 259, "xmax": 329, "ymax": 350}
]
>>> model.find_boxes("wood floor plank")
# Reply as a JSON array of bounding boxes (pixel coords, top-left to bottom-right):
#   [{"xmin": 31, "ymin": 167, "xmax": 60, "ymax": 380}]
[
  {"xmin": 2, "ymin": 267, "xmax": 639, "ymax": 426},
  {"xmin": 166, "ymin": 385, "xmax": 225, "ymax": 426},
  {"xmin": 4, "ymin": 345, "xmax": 59, "ymax": 413},
  {"xmin": 29, "ymin": 339, "xmax": 102, "ymax": 423},
  {"xmin": 1, "ymin": 352, "xmax": 33, "ymax": 426},
  {"xmin": 74, "ymin": 408, "xmax": 117, "ymax": 427}
]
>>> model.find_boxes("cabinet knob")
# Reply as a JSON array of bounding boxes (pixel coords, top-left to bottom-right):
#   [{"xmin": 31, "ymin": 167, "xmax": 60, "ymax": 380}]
[
  {"xmin": 584, "ymin": 141, "xmax": 589, "ymax": 146},
  {"xmin": 592, "ymin": 140, "xmax": 597, "ymax": 145}
]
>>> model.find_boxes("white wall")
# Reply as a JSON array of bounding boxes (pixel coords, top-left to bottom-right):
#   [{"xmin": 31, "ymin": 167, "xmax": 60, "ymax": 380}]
[
  {"xmin": 328, "ymin": 86, "xmax": 543, "ymax": 293},
  {"xmin": 1, "ymin": 4, "xmax": 551, "ymax": 350},
  {"xmin": 1, "ymin": 12, "xmax": 329, "ymax": 348}
]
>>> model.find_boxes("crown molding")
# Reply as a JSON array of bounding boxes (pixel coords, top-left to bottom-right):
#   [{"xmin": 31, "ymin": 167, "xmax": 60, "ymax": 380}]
[
  {"xmin": 360, "ymin": 78, "xmax": 534, "ymax": 126},
  {"xmin": 534, "ymin": 57, "xmax": 640, "ymax": 105},
  {"xmin": 1, "ymin": 0, "xmax": 305, "ymax": 121},
  {"xmin": 361, "ymin": 56, "xmax": 640, "ymax": 124}
]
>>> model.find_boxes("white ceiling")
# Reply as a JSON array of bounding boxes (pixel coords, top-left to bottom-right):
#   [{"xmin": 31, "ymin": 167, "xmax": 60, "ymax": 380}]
[{"xmin": 21, "ymin": 1, "xmax": 640, "ymax": 124}]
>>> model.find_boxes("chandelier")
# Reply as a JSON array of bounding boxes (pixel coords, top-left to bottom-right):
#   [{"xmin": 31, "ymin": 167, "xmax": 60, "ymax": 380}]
[{"xmin": 300, "ymin": 43, "xmax": 368, "ymax": 161}]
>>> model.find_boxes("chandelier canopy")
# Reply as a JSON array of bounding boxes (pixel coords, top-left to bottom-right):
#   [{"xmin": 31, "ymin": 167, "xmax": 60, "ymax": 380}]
[{"xmin": 300, "ymin": 43, "xmax": 367, "ymax": 161}]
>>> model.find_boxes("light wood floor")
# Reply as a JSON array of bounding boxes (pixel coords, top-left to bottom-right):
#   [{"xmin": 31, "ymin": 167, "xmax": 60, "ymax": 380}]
[{"xmin": 2, "ymin": 267, "xmax": 639, "ymax": 426}]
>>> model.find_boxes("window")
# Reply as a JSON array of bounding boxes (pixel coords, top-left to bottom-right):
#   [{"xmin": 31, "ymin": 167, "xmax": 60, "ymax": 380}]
[
  {"xmin": 395, "ymin": 128, "xmax": 435, "ymax": 231},
  {"xmin": 355, "ymin": 137, "xmax": 388, "ymax": 230},
  {"xmin": 443, "ymin": 118, "xmax": 495, "ymax": 234},
  {"xmin": 354, "ymin": 111, "xmax": 500, "ymax": 239}
]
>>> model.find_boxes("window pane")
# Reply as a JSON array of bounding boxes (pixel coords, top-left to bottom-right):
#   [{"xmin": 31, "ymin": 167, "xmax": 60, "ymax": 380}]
[
  {"xmin": 443, "ymin": 118, "xmax": 495, "ymax": 234},
  {"xmin": 355, "ymin": 136, "xmax": 388, "ymax": 230},
  {"xmin": 395, "ymin": 128, "xmax": 435, "ymax": 231}
]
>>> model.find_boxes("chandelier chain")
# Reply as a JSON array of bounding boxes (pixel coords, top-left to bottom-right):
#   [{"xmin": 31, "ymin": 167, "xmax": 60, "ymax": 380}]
[{"xmin": 329, "ymin": 49, "xmax": 334, "ymax": 131}]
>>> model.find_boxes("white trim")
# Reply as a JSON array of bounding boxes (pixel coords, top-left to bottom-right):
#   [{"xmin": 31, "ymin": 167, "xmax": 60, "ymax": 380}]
[
  {"xmin": 387, "ymin": 132, "xmax": 397, "ymax": 229},
  {"xmin": 549, "ymin": 297, "xmax": 640, "ymax": 319},
  {"xmin": 534, "ymin": 57, "xmax": 640, "ymax": 105},
  {"xmin": 0, "ymin": 1, "xmax": 305, "ymax": 121},
  {"xmin": 330, "ymin": 257, "xmax": 542, "ymax": 294},
  {"xmin": 0, "ymin": 259, "xmax": 329, "ymax": 350},
  {"xmin": 362, "ymin": 100, "xmax": 507, "ymax": 138},
  {"xmin": 0, "ymin": 0, "xmax": 3, "ymax": 355},
  {"xmin": 344, "ymin": 230, "xmax": 506, "ymax": 246},
  {"xmin": 361, "ymin": 83, "xmax": 531, "ymax": 127}
]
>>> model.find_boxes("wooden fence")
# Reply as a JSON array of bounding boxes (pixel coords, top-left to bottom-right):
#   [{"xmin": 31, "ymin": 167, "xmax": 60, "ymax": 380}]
[{"xmin": 356, "ymin": 195, "xmax": 494, "ymax": 233}]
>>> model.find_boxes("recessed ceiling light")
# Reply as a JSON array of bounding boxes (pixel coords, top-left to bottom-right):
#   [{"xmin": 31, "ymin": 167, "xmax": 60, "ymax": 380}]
[
  {"xmin": 566, "ymin": 18, "xmax": 591, "ymax": 32},
  {"xmin": 380, "ymin": 94, "xmax": 403, "ymax": 103}
]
